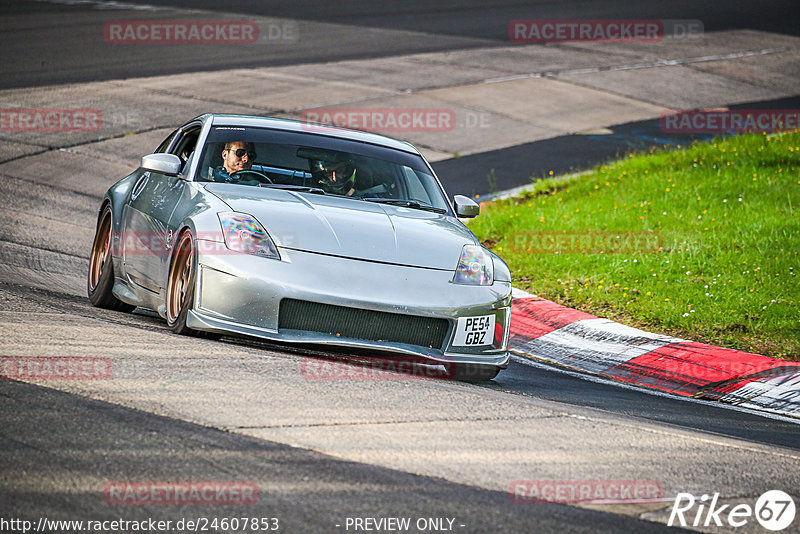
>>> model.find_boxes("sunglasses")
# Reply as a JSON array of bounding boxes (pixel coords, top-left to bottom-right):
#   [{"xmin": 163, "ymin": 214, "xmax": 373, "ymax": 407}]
[{"xmin": 229, "ymin": 148, "xmax": 257, "ymax": 159}]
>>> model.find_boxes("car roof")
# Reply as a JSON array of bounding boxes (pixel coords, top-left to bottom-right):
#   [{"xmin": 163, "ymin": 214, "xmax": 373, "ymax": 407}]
[{"xmin": 199, "ymin": 114, "xmax": 422, "ymax": 155}]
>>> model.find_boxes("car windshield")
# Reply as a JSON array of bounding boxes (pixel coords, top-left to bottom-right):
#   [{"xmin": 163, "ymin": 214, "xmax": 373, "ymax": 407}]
[{"xmin": 196, "ymin": 126, "xmax": 451, "ymax": 214}]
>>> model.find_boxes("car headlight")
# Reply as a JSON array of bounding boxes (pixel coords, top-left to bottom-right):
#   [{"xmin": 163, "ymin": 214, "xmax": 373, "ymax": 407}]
[
  {"xmin": 217, "ymin": 212, "xmax": 280, "ymax": 259},
  {"xmin": 452, "ymin": 245, "xmax": 493, "ymax": 285}
]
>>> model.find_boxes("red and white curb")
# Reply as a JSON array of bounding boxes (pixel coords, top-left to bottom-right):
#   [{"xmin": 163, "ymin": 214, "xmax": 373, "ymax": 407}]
[{"xmin": 508, "ymin": 288, "xmax": 800, "ymax": 419}]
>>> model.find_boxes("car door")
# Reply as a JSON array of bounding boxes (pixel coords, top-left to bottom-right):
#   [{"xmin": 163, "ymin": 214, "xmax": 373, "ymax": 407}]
[{"xmin": 120, "ymin": 124, "xmax": 201, "ymax": 293}]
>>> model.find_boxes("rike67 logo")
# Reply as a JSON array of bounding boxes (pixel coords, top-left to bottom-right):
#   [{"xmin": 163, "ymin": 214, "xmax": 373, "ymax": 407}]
[{"xmin": 668, "ymin": 490, "xmax": 795, "ymax": 531}]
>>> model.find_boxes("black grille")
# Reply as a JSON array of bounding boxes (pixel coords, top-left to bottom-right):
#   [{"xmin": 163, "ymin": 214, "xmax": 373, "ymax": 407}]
[{"xmin": 279, "ymin": 299, "xmax": 449, "ymax": 350}]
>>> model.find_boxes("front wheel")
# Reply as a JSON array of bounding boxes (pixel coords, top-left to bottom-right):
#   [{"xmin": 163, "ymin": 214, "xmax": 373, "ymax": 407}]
[
  {"xmin": 450, "ymin": 364, "xmax": 502, "ymax": 381},
  {"xmin": 165, "ymin": 230, "xmax": 220, "ymax": 339},
  {"xmin": 88, "ymin": 206, "xmax": 135, "ymax": 312}
]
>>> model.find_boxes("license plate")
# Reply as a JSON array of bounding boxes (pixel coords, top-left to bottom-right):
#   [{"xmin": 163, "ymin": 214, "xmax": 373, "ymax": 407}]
[{"xmin": 452, "ymin": 314, "xmax": 495, "ymax": 346}]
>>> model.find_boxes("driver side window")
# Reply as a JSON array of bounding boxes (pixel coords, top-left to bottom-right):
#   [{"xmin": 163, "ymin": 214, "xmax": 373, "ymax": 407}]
[
  {"xmin": 168, "ymin": 125, "xmax": 201, "ymax": 177},
  {"xmin": 172, "ymin": 129, "xmax": 200, "ymax": 162},
  {"xmin": 154, "ymin": 131, "xmax": 177, "ymax": 153}
]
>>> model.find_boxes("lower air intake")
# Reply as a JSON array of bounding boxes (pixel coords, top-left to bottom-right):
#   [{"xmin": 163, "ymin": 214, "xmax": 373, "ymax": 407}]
[{"xmin": 279, "ymin": 299, "xmax": 449, "ymax": 350}]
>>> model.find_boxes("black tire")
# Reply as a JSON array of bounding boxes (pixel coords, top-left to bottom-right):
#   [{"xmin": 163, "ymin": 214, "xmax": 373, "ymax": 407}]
[
  {"xmin": 88, "ymin": 206, "xmax": 135, "ymax": 312},
  {"xmin": 451, "ymin": 364, "xmax": 502, "ymax": 381},
  {"xmin": 165, "ymin": 230, "xmax": 221, "ymax": 340}
]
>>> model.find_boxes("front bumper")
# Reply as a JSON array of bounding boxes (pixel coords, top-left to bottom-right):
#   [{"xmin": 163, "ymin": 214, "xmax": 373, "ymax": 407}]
[{"xmin": 187, "ymin": 244, "xmax": 511, "ymax": 367}]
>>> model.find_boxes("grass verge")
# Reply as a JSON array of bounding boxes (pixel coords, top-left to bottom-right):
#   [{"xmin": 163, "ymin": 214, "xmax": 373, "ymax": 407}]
[{"xmin": 470, "ymin": 131, "xmax": 800, "ymax": 360}]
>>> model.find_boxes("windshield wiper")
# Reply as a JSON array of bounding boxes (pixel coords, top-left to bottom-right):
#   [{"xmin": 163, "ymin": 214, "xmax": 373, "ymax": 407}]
[
  {"xmin": 361, "ymin": 198, "xmax": 447, "ymax": 214},
  {"xmin": 258, "ymin": 184, "xmax": 325, "ymax": 194}
]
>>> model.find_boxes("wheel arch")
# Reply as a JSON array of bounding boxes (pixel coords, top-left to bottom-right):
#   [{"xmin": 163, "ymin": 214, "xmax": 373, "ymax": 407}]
[{"xmin": 163, "ymin": 222, "xmax": 198, "ymax": 302}]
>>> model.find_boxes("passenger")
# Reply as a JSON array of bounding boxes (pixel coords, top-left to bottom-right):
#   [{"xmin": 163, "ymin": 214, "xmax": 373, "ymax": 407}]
[{"xmin": 313, "ymin": 159, "xmax": 357, "ymax": 196}]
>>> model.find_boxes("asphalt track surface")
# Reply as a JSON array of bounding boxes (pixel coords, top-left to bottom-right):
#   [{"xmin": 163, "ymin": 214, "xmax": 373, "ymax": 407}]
[
  {"xmin": 1, "ymin": 380, "xmax": 680, "ymax": 533},
  {"xmin": 2, "ymin": 0, "xmax": 799, "ymax": 89},
  {"xmin": 2, "ymin": 1, "xmax": 800, "ymax": 532}
]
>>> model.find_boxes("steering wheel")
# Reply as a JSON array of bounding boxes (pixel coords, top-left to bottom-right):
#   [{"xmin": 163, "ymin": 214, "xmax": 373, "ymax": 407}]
[{"xmin": 231, "ymin": 169, "xmax": 273, "ymax": 184}]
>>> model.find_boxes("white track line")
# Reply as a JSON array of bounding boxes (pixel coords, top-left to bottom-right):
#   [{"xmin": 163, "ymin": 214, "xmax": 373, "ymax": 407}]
[{"xmin": 510, "ymin": 353, "xmax": 800, "ymax": 425}]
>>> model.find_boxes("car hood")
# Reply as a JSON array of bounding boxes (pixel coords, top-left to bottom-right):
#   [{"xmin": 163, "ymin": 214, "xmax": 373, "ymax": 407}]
[{"xmin": 205, "ymin": 184, "xmax": 477, "ymax": 270}]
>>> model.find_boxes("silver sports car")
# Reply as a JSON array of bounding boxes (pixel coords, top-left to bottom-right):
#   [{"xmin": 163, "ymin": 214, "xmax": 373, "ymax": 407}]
[{"xmin": 88, "ymin": 114, "xmax": 512, "ymax": 379}]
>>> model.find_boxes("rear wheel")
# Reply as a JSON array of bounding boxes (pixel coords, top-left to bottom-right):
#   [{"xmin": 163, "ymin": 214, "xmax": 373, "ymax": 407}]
[
  {"xmin": 166, "ymin": 230, "xmax": 220, "ymax": 339},
  {"xmin": 88, "ymin": 206, "xmax": 135, "ymax": 312}
]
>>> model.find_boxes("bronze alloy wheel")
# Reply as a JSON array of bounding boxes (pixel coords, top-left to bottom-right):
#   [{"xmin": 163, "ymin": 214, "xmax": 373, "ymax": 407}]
[
  {"xmin": 87, "ymin": 206, "xmax": 134, "ymax": 312},
  {"xmin": 166, "ymin": 231, "xmax": 194, "ymax": 326},
  {"xmin": 165, "ymin": 230, "xmax": 220, "ymax": 339},
  {"xmin": 88, "ymin": 209, "xmax": 112, "ymax": 292}
]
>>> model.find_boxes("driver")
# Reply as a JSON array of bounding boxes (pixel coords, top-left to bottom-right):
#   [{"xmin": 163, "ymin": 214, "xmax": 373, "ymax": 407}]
[
  {"xmin": 313, "ymin": 159, "xmax": 357, "ymax": 196},
  {"xmin": 212, "ymin": 141, "xmax": 258, "ymax": 183}
]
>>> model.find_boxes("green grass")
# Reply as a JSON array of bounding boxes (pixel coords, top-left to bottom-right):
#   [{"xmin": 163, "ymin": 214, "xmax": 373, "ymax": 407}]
[{"xmin": 470, "ymin": 131, "xmax": 800, "ymax": 360}]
